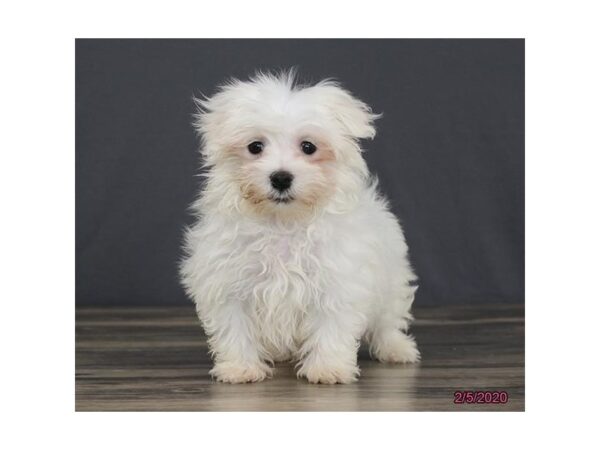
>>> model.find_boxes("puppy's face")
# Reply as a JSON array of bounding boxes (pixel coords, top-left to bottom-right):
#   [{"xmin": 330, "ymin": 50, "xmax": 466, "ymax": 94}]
[
  {"xmin": 236, "ymin": 127, "xmax": 335, "ymax": 208},
  {"xmin": 195, "ymin": 72, "xmax": 379, "ymax": 217}
]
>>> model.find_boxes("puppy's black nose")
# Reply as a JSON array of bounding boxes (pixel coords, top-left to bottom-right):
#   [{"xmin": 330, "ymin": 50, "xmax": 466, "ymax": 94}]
[{"xmin": 270, "ymin": 170, "xmax": 294, "ymax": 192}]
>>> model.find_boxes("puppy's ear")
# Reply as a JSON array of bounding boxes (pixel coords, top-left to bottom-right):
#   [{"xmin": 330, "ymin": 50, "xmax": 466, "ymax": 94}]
[
  {"xmin": 191, "ymin": 93, "xmax": 215, "ymax": 139},
  {"xmin": 315, "ymin": 82, "xmax": 381, "ymax": 140},
  {"xmin": 191, "ymin": 92, "xmax": 227, "ymax": 163}
]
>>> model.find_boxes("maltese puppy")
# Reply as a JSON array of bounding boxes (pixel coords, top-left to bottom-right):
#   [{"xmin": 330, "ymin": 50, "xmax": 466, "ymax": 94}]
[{"xmin": 180, "ymin": 71, "xmax": 419, "ymax": 384}]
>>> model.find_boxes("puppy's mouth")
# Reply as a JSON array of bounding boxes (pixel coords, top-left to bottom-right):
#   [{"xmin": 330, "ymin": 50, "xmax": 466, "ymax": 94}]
[{"xmin": 268, "ymin": 195, "xmax": 295, "ymax": 204}]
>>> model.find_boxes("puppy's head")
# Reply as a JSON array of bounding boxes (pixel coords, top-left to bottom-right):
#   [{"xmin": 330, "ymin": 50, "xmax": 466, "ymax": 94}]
[{"xmin": 194, "ymin": 71, "xmax": 379, "ymax": 218}]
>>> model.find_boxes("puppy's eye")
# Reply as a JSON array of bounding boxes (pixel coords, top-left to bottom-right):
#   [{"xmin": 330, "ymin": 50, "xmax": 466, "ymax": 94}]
[
  {"xmin": 247, "ymin": 141, "xmax": 264, "ymax": 155},
  {"xmin": 301, "ymin": 141, "xmax": 317, "ymax": 155}
]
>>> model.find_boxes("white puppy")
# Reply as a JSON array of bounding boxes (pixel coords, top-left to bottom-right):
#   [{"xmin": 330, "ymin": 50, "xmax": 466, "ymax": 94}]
[{"xmin": 180, "ymin": 71, "xmax": 419, "ymax": 384}]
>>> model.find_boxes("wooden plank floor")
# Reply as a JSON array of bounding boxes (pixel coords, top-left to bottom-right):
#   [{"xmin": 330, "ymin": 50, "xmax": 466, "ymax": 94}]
[{"xmin": 76, "ymin": 304, "xmax": 524, "ymax": 411}]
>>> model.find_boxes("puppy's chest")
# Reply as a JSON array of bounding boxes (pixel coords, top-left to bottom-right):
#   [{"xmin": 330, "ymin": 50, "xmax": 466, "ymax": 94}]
[
  {"xmin": 250, "ymin": 232, "xmax": 317, "ymax": 282},
  {"xmin": 240, "ymin": 230, "xmax": 322, "ymax": 307},
  {"xmin": 241, "ymin": 231, "xmax": 321, "ymax": 351}
]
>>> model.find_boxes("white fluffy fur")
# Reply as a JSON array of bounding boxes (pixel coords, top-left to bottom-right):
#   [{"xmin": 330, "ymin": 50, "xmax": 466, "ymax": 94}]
[{"xmin": 180, "ymin": 71, "xmax": 419, "ymax": 384}]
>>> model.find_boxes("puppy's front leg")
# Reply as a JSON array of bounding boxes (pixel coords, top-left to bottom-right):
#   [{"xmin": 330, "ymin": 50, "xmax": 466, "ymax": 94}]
[
  {"xmin": 203, "ymin": 300, "xmax": 271, "ymax": 384},
  {"xmin": 296, "ymin": 305, "xmax": 365, "ymax": 384}
]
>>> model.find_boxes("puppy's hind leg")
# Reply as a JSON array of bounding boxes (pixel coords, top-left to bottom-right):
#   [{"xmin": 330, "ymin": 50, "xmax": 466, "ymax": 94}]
[
  {"xmin": 369, "ymin": 326, "xmax": 420, "ymax": 363},
  {"xmin": 368, "ymin": 287, "xmax": 420, "ymax": 364}
]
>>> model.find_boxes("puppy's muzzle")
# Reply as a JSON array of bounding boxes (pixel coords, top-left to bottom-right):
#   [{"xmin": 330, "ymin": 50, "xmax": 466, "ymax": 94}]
[{"xmin": 270, "ymin": 170, "xmax": 294, "ymax": 192}]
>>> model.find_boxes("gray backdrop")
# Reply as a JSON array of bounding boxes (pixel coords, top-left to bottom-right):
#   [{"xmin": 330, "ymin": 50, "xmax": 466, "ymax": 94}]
[{"xmin": 76, "ymin": 39, "xmax": 524, "ymax": 307}]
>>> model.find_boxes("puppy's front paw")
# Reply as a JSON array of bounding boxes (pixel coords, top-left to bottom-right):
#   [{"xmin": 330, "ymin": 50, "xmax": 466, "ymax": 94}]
[
  {"xmin": 373, "ymin": 330, "xmax": 421, "ymax": 363},
  {"xmin": 210, "ymin": 361, "xmax": 272, "ymax": 384},
  {"xmin": 297, "ymin": 362, "xmax": 359, "ymax": 384}
]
